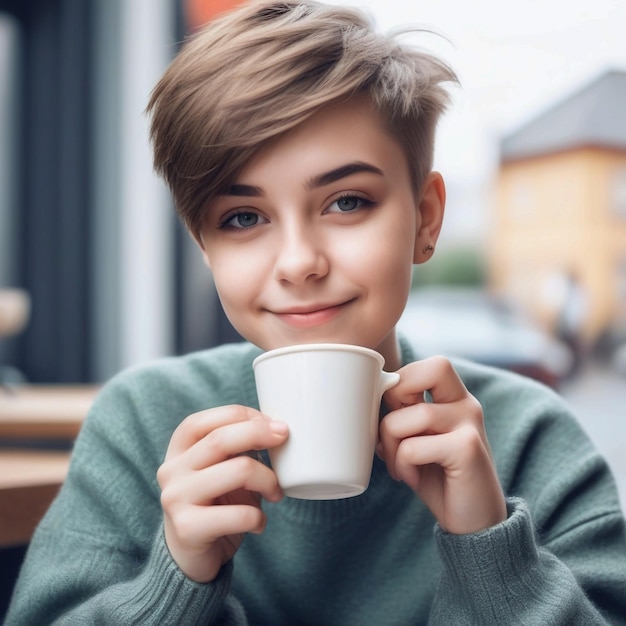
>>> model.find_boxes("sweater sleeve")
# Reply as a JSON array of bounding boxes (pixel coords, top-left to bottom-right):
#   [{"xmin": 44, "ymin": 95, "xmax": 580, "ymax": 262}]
[
  {"xmin": 4, "ymin": 365, "xmax": 250, "ymax": 625},
  {"xmin": 7, "ymin": 529, "xmax": 242, "ymax": 625},
  {"xmin": 430, "ymin": 497, "xmax": 625, "ymax": 625},
  {"xmin": 428, "ymin": 362, "xmax": 626, "ymax": 625}
]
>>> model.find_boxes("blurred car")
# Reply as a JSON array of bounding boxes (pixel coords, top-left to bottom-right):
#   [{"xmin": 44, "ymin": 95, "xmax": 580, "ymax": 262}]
[
  {"xmin": 613, "ymin": 342, "xmax": 626, "ymax": 376},
  {"xmin": 397, "ymin": 287, "xmax": 573, "ymax": 389}
]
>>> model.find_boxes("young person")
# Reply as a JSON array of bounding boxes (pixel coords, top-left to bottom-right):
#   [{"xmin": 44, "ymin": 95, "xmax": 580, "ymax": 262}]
[{"xmin": 6, "ymin": 1, "xmax": 626, "ymax": 623}]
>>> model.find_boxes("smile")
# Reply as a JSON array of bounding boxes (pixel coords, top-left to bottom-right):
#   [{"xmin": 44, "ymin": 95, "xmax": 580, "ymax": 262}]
[{"xmin": 272, "ymin": 300, "xmax": 354, "ymax": 328}]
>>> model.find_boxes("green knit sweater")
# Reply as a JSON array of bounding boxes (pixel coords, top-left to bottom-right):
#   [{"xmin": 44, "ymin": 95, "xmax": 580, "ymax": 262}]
[{"xmin": 6, "ymin": 340, "xmax": 626, "ymax": 625}]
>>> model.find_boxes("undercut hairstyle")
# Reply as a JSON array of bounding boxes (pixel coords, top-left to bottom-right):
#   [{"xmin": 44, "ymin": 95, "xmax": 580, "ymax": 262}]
[{"xmin": 147, "ymin": 0, "xmax": 458, "ymax": 237}]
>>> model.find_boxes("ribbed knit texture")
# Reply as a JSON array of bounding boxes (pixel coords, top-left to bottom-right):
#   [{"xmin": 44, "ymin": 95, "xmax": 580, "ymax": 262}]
[{"xmin": 6, "ymin": 340, "xmax": 626, "ymax": 625}]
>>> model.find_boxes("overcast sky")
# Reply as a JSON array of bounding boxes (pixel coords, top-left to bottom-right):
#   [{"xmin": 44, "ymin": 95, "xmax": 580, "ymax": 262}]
[{"xmin": 334, "ymin": 0, "xmax": 626, "ymax": 185}]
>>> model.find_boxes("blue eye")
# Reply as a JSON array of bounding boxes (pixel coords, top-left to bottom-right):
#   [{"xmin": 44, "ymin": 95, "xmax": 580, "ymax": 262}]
[
  {"xmin": 336, "ymin": 196, "xmax": 359, "ymax": 211},
  {"xmin": 220, "ymin": 211, "xmax": 266, "ymax": 230},
  {"xmin": 328, "ymin": 195, "xmax": 372, "ymax": 213}
]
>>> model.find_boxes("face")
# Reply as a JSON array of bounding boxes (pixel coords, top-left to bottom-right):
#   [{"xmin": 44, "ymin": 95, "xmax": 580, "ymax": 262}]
[{"xmin": 198, "ymin": 97, "xmax": 444, "ymax": 370}]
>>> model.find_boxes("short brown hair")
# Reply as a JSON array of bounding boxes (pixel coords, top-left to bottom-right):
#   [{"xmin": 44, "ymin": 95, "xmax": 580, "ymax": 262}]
[{"xmin": 147, "ymin": 0, "xmax": 457, "ymax": 237}]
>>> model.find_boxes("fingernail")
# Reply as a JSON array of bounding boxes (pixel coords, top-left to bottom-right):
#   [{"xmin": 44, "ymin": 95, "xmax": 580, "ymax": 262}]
[{"xmin": 268, "ymin": 420, "xmax": 288, "ymax": 435}]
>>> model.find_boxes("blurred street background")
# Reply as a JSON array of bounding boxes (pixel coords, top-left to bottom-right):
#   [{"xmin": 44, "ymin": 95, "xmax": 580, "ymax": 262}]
[{"xmin": 561, "ymin": 362, "xmax": 626, "ymax": 512}]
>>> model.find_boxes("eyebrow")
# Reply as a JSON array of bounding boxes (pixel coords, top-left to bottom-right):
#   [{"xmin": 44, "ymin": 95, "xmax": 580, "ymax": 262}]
[
  {"xmin": 225, "ymin": 183, "xmax": 263, "ymax": 197},
  {"xmin": 224, "ymin": 161, "xmax": 384, "ymax": 197},
  {"xmin": 306, "ymin": 161, "xmax": 384, "ymax": 189}
]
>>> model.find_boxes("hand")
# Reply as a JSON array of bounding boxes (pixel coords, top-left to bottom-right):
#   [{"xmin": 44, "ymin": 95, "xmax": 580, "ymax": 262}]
[
  {"xmin": 157, "ymin": 405, "xmax": 288, "ymax": 582},
  {"xmin": 378, "ymin": 356, "xmax": 507, "ymax": 534}
]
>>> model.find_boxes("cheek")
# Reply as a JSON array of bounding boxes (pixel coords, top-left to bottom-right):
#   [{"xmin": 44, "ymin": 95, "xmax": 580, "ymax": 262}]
[
  {"xmin": 352, "ymin": 222, "xmax": 415, "ymax": 285},
  {"xmin": 210, "ymin": 253, "xmax": 259, "ymax": 310}
]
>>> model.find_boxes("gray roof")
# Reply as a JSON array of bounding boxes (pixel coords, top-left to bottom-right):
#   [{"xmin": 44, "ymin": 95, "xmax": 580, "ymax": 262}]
[{"xmin": 501, "ymin": 69, "xmax": 626, "ymax": 161}]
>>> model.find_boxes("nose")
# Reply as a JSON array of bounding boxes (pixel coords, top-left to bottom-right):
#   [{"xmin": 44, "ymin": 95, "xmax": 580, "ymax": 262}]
[{"xmin": 273, "ymin": 223, "xmax": 329, "ymax": 285}]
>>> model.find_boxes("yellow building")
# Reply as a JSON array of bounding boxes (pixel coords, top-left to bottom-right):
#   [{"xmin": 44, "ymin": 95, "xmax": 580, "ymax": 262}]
[{"xmin": 492, "ymin": 70, "xmax": 626, "ymax": 346}]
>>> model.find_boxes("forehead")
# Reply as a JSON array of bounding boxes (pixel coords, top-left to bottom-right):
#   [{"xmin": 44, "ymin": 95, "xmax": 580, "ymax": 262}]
[{"xmin": 235, "ymin": 96, "xmax": 411, "ymax": 184}]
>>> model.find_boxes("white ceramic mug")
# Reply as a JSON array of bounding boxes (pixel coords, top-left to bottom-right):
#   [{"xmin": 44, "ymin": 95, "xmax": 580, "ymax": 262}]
[{"xmin": 253, "ymin": 343, "xmax": 400, "ymax": 500}]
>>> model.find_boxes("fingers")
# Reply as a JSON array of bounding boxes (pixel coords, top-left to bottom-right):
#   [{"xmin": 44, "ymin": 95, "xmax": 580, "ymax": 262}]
[
  {"xmin": 164, "ymin": 405, "xmax": 288, "ymax": 470},
  {"xmin": 185, "ymin": 417, "xmax": 287, "ymax": 472},
  {"xmin": 378, "ymin": 356, "xmax": 507, "ymax": 533},
  {"xmin": 379, "ymin": 361, "xmax": 484, "ymax": 480},
  {"xmin": 383, "ymin": 356, "xmax": 467, "ymax": 409},
  {"xmin": 159, "ymin": 408, "xmax": 288, "ymax": 504},
  {"xmin": 381, "ymin": 394, "xmax": 483, "ymax": 440},
  {"xmin": 394, "ymin": 426, "xmax": 487, "ymax": 482},
  {"xmin": 158, "ymin": 405, "xmax": 289, "ymax": 582},
  {"xmin": 185, "ymin": 503, "xmax": 270, "ymax": 541},
  {"xmin": 158, "ymin": 404, "xmax": 288, "ymax": 522},
  {"xmin": 377, "ymin": 405, "xmax": 440, "ymax": 480},
  {"xmin": 166, "ymin": 404, "xmax": 264, "ymax": 458},
  {"xmin": 163, "ymin": 497, "xmax": 268, "ymax": 582},
  {"xmin": 161, "ymin": 454, "xmax": 284, "ymax": 512}
]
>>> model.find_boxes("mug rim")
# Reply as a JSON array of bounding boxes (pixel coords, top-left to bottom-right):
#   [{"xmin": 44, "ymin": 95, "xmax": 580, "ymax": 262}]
[{"xmin": 252, "ymin": 342, "xmax": 385, "ymax": 369}]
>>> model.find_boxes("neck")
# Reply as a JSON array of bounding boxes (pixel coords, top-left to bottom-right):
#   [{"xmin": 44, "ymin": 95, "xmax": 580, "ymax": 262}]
[{"xmin": 376, "ymin": 330, "xmax": 402, "ymax": 371}]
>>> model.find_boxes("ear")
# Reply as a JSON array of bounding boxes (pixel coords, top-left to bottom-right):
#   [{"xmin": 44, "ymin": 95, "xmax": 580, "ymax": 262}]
[{"xmin": 413, "ymin": 171, "xmax": 446, "ymax": 264}]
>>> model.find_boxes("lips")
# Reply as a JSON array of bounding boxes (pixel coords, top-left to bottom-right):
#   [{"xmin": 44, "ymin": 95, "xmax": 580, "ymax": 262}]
[{"xmin": 271, "ymin": 300, "xmax": 353, "ymax": 328}]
